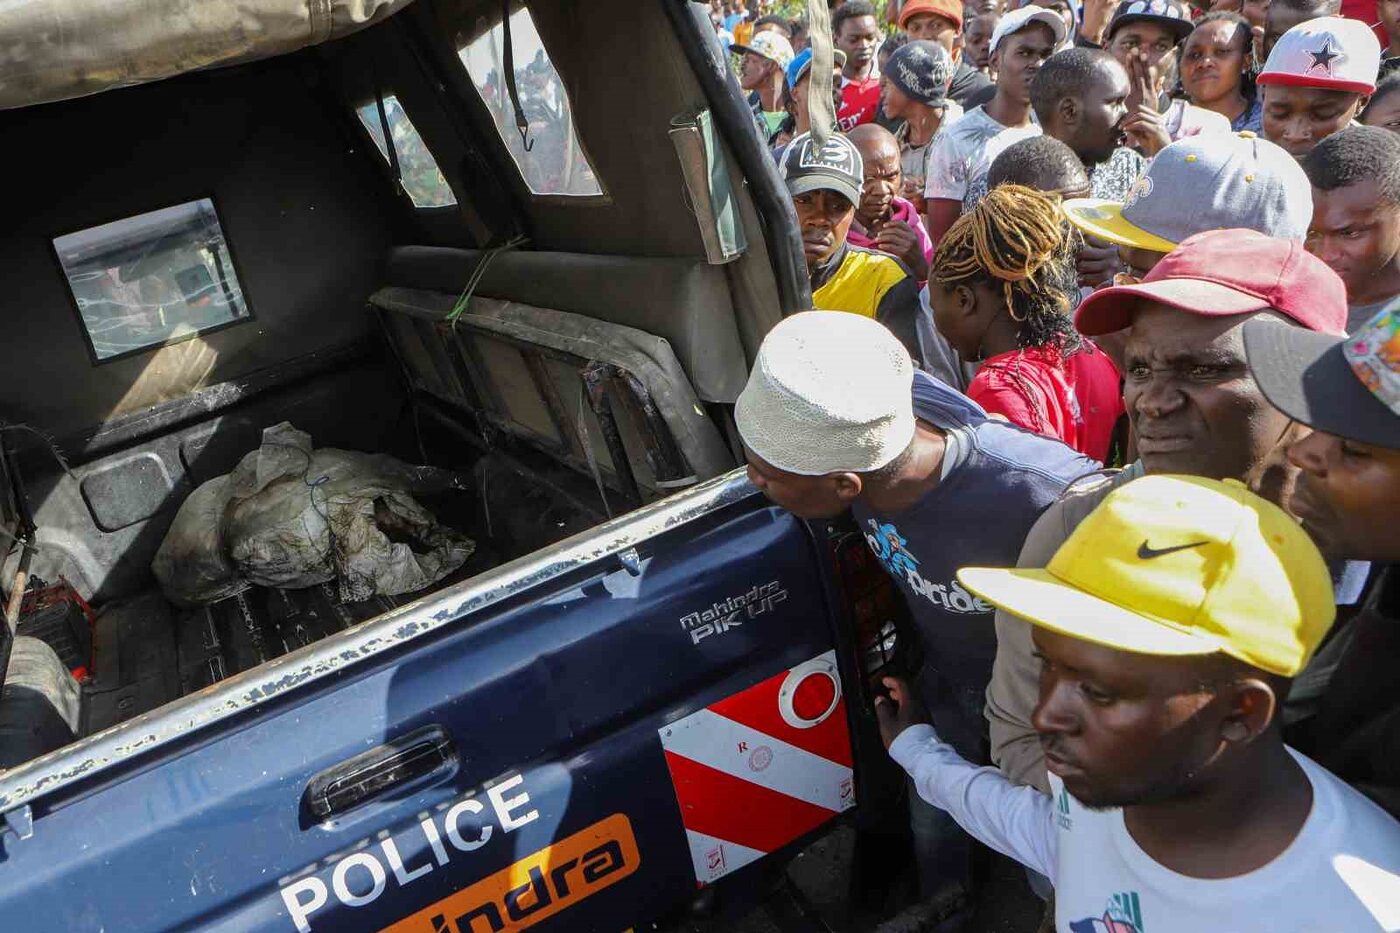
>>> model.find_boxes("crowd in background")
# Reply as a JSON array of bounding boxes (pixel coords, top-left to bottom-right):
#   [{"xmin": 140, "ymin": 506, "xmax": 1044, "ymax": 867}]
[{"xmin": 709, "ymin": 0, "xmax": 1400, "ymax": 930}]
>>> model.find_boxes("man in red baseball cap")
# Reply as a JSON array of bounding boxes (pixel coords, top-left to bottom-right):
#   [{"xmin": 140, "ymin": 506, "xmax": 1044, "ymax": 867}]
[{"xmin": 986, "ymin": 228, "xmax": 1353, "ymax": 796}]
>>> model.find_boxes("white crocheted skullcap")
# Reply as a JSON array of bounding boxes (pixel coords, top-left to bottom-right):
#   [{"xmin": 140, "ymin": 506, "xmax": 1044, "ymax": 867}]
[{"xmin": 736, "ymin": 311, "xmax": 916, "ymax": 476}]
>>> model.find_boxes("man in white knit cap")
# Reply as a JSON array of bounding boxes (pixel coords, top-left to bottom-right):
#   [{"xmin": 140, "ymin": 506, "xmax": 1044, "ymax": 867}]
[{"xmin": 736, "ymin": 311, "xmax": 1096, "ymax": 906}]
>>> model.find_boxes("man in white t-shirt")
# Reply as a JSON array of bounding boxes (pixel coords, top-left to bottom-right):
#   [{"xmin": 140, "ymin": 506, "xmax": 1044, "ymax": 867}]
[
  {"xmin": 923, "ymin": 5, "xmax": 1064, "ymax": 243},
  {"xmin": 877, "ymin": 473, "xmax": 1400, "ymax": 932}
]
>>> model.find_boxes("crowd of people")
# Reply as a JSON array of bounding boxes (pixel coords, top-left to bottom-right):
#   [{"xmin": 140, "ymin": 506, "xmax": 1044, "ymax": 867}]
[{"xmin": 715, "ymin": 0, "xmax": 1400, "ymax": 929}]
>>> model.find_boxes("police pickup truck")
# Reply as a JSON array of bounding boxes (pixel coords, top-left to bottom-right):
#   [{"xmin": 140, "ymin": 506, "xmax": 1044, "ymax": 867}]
[{"xmin": 0, "ymin": 1, "xmax": 914, "ymax": 930}]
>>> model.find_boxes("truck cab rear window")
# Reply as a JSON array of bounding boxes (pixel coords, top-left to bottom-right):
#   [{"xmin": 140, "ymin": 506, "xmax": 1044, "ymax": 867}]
[
  {"xmin": 53, "ymin": 199, "xmax": 251, "ymax": 361},
  {"xmin": 355, "ymin": 96, "xmax": 458, "ymax": 209},
  {"xmin": 459, "ymin": 8, "xmax": 603, "ymax": 197}
]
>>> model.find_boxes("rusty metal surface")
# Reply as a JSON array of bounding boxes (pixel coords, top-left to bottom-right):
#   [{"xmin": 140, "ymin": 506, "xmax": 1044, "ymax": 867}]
[{"xmin": 0, "ymin": 468, "xmax": 756, "ymax": 811}]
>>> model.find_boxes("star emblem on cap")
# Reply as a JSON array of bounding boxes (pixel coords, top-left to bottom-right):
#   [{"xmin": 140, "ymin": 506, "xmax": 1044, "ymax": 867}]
[{"xmin": 1308, "ymin": 38, "xmax": 1339, "ymax": 73}]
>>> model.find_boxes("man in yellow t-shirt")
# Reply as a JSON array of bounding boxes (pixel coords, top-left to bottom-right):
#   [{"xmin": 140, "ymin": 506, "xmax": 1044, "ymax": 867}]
[{"xmin": 778, "ymin": 131, "xmax": 960, "ymax": 385}]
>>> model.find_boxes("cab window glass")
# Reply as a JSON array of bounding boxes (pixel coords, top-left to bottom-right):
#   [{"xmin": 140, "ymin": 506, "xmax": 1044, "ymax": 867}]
[
  {"xmin": 458, "ymin": 8, "xmax": 603, "ymax": 197},
  {"xmin": 54, "ymin": 199, "xmax": 251, "ymax": 361},
  {"xmin": 355, "ymin": 96, "xmax": 458, "ymax": 208}
]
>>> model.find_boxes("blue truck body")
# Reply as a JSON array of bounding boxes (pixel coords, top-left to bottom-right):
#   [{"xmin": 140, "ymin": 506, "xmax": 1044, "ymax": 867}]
[{"xmin": 0, "ymin": 474, "xmax": 881, "ymax": 931}]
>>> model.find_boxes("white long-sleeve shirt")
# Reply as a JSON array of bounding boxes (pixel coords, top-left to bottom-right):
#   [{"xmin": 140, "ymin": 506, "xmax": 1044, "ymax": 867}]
[{"xmin": 889, "ymin": 724, "xmax": 1400, "ymax": 932}]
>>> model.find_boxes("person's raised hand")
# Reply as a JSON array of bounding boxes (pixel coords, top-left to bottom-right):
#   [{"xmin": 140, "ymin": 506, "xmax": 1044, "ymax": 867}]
[
  {"xmin": 1123, "ymin": 104, "xmax": 1171, "ymax": 156},
  {"xmin": 1124, "ymin": 51, "xmax": 1160, "ymax": 118},
  {"xmin": 876, "ymin": 221, "xmax": 930, "ymax": 281},
  {"xmin": 1077, "ymin": 234, "xmax": 1121, "ymax": 288},
  {"xmin": 874, "ymin": 675, "xmax": 930, "ymax": 749}
]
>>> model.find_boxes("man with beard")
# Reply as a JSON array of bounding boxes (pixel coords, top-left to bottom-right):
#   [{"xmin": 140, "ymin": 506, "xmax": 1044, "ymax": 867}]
[
  {"xmin": 1302, "ymin": 126, "xmax": 1400, "ymax": 332},
  {"xmin": 924, "ymin": 5, "xmax": 1064, "ymax": 241},
  {"xmin": 779, "ymin": 131, "xmax": 956, "ymax": 382},
  {"xmin": 1030, "ymin": 49, "xmax": 1145, "ymax": 202},
  {"xmin": 1028, "ymin": 48, "xmax": 1144, "ymax": 292},
  {"xmin": 877, "ymin": 473, "xmax": 1400, "ymax": 931},
  {"xmin": 1259, "ymin": 16, "xmax": 1380, "ymax": 160},
  {"xmin": 984, "ymin": 230, "xmax": 1349, "ymax": 794},
  {"xmin": 847, "ymin": 124, "xmax": 934, "ymax": 281}
]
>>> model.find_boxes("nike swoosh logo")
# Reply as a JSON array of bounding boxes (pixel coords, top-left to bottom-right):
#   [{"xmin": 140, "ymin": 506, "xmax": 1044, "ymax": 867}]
[{"xmin": 1137, "ymin": 540, "xmax": 1210, "ymax": 560}]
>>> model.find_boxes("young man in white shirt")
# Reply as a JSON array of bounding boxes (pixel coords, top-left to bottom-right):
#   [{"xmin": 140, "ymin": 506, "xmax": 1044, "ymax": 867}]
[
  {"xmin": 923, "ymin": 5, "xmax": 1064, "ymax": 242},
  {"xmin": 877, "ymin": 473, "xmax": 1400, "ymax": 932}
]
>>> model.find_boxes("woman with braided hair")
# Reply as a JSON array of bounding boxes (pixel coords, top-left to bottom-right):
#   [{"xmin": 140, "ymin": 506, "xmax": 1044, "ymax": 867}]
[{"xmin": 927, "ymin": 183, "xmax": 1123, "ymax": 461}]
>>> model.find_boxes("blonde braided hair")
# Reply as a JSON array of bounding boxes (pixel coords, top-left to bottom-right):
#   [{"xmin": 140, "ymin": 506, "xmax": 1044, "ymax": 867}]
[{"xmin": 932, "ymin": 184, "xmax": 1081, "ymax": 351}]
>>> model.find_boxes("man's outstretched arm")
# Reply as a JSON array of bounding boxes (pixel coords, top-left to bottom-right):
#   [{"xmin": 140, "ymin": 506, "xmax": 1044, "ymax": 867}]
[{"xmin": 878, "ymin": 677, "xmax": 1058, "ymax": 878}]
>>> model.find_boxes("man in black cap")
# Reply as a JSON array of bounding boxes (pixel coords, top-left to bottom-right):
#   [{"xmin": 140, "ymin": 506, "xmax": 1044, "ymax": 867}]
[
  {"xmin": 1245, "ymin": 303, "xmax": 1400, "ymax": 818},
  {"xmin": 881, "ymin": 39, "xmax": 964, "ymax": 214},
  {"xmin": 1104, "ymin": 0, "xmax": 1230, "ymax": 148},
  {"xmin": 779, "ymin": 131, "xmax": 960, "ymax": 384}
]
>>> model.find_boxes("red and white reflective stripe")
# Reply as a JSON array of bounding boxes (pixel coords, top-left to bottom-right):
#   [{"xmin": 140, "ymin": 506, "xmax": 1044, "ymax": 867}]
[
  {"xmin": 684, "ymin": 828, "xmax": 766, "ymax": 882},
  {"xmin": 659, "ymin": 649, "xmax": 856, "ymax": 885},
  {"xmin": 662, "ymin": 708, "xmax": 852, "ymax": 811}
]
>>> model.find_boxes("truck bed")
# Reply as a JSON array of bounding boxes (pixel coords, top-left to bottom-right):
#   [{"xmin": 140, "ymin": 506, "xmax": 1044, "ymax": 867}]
[
  {"xmin": 9, "ymin": 349, "xmax": 610, "ymax": 753},
  {"xmin": 82, "ymin": 534, "xmax": 486, "ymax": 738}
]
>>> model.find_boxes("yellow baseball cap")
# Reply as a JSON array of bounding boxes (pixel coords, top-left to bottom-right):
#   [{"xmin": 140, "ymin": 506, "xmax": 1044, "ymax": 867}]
[{"xmin": 958, "ymin": 475, "xmax": 1336, "ymax": 677}]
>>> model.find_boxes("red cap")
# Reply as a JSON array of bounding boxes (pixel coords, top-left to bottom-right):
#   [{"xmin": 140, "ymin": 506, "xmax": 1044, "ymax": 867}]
[
  {"xmin": 1074, "ymin": 229, "xmax": 1348, "ymax": 337},
  {"xmin": 900, "ymin": 0, "xmax": 963, "ymax": 32}
]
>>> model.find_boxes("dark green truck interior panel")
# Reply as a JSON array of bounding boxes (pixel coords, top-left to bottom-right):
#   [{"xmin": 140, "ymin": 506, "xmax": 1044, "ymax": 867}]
[{"xmin": 0, "ymin": 0, "xmax": 791, "ymax": 769}]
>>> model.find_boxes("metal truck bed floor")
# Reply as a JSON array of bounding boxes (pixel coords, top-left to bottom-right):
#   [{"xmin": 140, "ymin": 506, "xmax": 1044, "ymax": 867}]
[{"xmin": 80, "ymin": 534, "xmax": 500, "ymax": 737}]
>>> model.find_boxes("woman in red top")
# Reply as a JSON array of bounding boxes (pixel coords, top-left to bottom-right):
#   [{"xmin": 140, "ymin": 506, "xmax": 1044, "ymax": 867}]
[{"xmin": 925, "ymin": 184, "xmax": 1124, "ymax": 462}]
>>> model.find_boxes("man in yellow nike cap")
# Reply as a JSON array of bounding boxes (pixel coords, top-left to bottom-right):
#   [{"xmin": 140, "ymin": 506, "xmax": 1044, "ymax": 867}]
[{"xmin": 877, "ymin": 474, "xmax": 1400, "ymax": 931}]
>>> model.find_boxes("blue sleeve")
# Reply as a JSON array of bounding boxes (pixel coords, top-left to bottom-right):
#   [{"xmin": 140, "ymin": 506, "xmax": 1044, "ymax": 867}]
[{"xmin": 911, "ymin": 370, "xmax": 988, "ymax": 430}]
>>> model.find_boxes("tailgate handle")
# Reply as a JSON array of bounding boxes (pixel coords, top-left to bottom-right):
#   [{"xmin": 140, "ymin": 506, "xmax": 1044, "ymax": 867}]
[{"xmin": 304, "ymin": 725, "xmax": 456, "ymax": 820}]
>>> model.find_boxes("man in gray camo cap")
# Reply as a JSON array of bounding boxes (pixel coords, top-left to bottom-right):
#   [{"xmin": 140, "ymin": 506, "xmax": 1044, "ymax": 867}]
[{"xmin": 880, "ymin": 40, "xmax": 962, "ymax": 211}]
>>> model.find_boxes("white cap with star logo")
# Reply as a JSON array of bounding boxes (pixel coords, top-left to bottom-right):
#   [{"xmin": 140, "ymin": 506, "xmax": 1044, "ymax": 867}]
[{"xmin": 1258, "ymin": 16, "xmax": 1380, "ymax": 96}]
